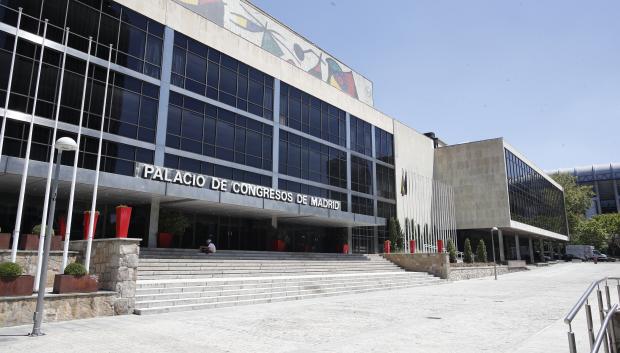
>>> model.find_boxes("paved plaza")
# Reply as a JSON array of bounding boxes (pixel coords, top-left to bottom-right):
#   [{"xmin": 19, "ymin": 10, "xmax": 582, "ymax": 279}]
[{"xmin": 0, "ymin": 262, "xmax": 617, "ymax": 353}]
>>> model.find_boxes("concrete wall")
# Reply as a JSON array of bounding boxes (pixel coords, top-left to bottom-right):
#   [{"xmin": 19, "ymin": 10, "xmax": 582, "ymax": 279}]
[
  {"xmin": 70, "ymin": 238, "xmax": 141, "ymax": 315},
  {"xmin": 433, "ymin": 138, "xmax": 511, "ymax": 230},
  {"xmin": 0, "ymin": 292, "xmax": 115, "ymax": 327},
  {"xmin": 394, "ymin": 121, "xmax": 435, "ymax": 226},
  {"xmin": 382, "ymin": 253, "xmax": 449, "ymax": 279},
  {"xmin": 447, "ymin": 265, "xmax": 523, "ymax": 281}
]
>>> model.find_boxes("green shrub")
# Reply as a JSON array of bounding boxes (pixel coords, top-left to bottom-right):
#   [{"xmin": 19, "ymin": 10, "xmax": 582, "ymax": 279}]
[
  {"xmin": 447, "ymin": 239, "xmax": 457, "ymax": 263},
  {"xmin": 32, "ymin": 224, "xmax": 54, "ymax": 236},
  {"xmin": 64, "ymin": 262, "xmax": 87, "ymax": 276},
  {"xmin": 0, "ymin": 262, "xmax": 23, "ymax": 278},
  {"xmin": 463, "ymin": 238, "xmax": 474, "ymax": 263},
  {"xmin": 476, "ymin": 239, "xmax": 488, "ymax": 263}
]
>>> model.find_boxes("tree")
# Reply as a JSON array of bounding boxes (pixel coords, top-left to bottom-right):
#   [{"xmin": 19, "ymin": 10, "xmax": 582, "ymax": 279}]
[
  {"xmin": 394, "ymin": 218, "xmax": 404, "ymax": 251},
  {"xmin": 388, "ymin": 217, "xmax": 404, "ymax": 252},
  {"xmin": 550, "ymin": 173, "xmax": 595, "ymax": 235},
  {"xmin": 573, "ymin": 213, "xmax": 620, "ymax": 252},
  {"xmin": 447, "ymin": 239, "xmax": 457, "ymax": 263},
  {"xmin": 476, "ymin": 239, "xmax": 487, "ymax": 263},
  {"xmin": 463, "ymin": 239, "xmax": 474, "ymax": 263},
  {"xmin": 575, "ymin": 220, "xmax": 608, "ymax": 251}
]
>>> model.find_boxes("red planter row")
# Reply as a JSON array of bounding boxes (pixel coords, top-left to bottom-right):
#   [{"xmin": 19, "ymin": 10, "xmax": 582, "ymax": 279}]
[
  {"xmin": 0, "ymin": 275, "xmax": 34, "ymax": 297},
  {"xmin": 52, "ymin": 274, "xmax": 98, "ymax": 294},
  {"xmin": 0, "ymin": 274, "xmax": 99, "ymax": 297}
]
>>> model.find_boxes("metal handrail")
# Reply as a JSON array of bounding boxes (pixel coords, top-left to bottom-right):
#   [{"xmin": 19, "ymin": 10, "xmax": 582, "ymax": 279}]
[
  {"xmin": 590, "ymin": 304, "xmax": 619, "ymax": 353},
  {"xmin": 565, "ymin": 278, "xmax": 608, "ymax": 325}
]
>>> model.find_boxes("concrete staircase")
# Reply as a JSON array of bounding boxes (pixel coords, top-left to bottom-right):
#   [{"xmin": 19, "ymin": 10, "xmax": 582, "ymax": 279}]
[{"xmin": 134, "ymin": 249, "xmax": 443, "ymax": 315}]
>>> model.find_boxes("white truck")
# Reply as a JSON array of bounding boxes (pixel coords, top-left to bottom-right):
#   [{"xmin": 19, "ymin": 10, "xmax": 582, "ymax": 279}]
[{"xmin": 565, "ymin": 245, "xmax": 596, "ymax": 261}]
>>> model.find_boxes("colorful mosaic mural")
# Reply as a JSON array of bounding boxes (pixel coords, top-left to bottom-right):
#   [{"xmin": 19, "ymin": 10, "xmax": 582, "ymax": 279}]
[{"xmin": 172, "ymin": 0, "xmax": 374, "ymax": 106}]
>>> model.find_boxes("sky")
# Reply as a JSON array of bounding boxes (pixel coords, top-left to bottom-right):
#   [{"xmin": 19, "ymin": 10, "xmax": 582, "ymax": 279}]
[{"xmin": 251, "ymin": 0, "xmax": 620, "ymax": 170}]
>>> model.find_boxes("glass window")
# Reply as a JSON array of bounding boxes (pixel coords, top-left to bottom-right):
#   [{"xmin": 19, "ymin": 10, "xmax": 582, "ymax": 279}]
[
  {"xmin": 376, "ymin": 164, "xmax": 396, "ymax": 199},
  {"xmin": 167, "ymin": 92, "xmax": 273, "ymax": 171},
  {"xmin": 171, "ymin": 32, "xmax": 274, "ymax": 119},
  {"xmin": 352, "ymin": 196, "xmax": 374, "ymax": 216},
  {"xmin": 351, "ymin": 156, "xmax": 373, "ymax": 195},
  {"xmin": 280, "ymin": 82, "xmax": 346, "ymax": 147},
  {"xmin": 279, "ymin": 131, "xmax": 347, "ymax": 189},
  {"xmin": 505, "ymin": 149, "xmax": 568, "ymax": 235},
  {"xmin": 375, "ymin": 127, "xmax": 394, "ymax": 165}
]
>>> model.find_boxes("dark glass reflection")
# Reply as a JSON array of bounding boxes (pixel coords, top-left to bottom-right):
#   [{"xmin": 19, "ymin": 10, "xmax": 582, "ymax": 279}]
[{"xmin": 505, "ymin": 149, "xmax": 568, "ymax": 235}]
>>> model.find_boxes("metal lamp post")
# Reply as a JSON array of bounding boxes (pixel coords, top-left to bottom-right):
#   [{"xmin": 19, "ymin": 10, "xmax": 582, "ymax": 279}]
[
  {"xmin": 491, "ymin": 227, "xmax": 498, "ymax": 280},
  {"xmin": 31, "ymin": 137, "xmax": 77, "ymax": 337}
]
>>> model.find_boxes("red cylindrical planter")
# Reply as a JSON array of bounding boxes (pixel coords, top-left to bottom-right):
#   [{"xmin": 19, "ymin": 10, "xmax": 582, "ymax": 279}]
[
  {"xmin": 410, "ymin": 240, "xmax": 416, "ymax": 254},
  {"xmin": 83, "ymin": 211, "xmax": 99, "ymax": 240},
  {"xmin": 275, "ymin": 239, "xmax": 286, "ymax": 252},
  {"xmin": 342, "ymin": 244, "xmax": 349, "ymax": 254},
  {"xmin": 384, "ymin": 240, "xmax": 391, "ymax": 254},
  {"xmin": 115, "ymin": 206, "xmax": 132, "ymax": 238},
  {"xmin": 58, "ymin": 215, "xmax": 67, "ymax": 241},
  {"xmin": 437, "ymin": 239, "xmax": 444, "ymax": 253},
  {"xmin": 158, "ymin": 232, "xmax": 173, "ymax": 248}
]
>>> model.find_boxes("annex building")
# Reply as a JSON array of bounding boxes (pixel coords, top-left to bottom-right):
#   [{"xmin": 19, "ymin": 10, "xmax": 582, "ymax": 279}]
[{"xmin": 0, "ymin": 0, "xmax": 569, "ymax": 258}]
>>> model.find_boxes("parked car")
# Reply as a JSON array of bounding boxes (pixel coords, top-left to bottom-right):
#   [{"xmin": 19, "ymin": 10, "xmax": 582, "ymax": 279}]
[
  {"xmin": 592, "ymin": 250, "xmax": 615, "ymax": 262},
  {"xmin": 562, "ymin": 253, "xmax": 579, "ymax": 261}
]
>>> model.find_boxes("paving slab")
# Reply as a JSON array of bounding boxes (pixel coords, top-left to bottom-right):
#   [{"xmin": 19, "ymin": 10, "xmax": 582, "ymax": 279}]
[{"xmin": 0, "ymin": 262, "xmax": 617, "ymax": 353}]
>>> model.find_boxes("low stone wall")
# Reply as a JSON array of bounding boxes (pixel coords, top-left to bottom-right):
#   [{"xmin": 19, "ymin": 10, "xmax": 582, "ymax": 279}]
[
  {"xmin": 448, "ymin": 265, "xmax": 526, "ymax": 281},
  {"xmin": 70, "ymin": 238, "xmax": 141, "ymax": 315},
  {"xmin": 0, "ymin": 292, "xmax": 116, "ymax": 327},
  {"xmin": 0, "ymin": 250, "xmax": 78, "ymax": 287},
  {"xmin": 383, "ymin": 253, "xmax": 449, "ymax": 279}
]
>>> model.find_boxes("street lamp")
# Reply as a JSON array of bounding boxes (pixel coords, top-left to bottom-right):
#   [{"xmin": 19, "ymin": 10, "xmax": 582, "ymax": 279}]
[
  {"xmin": 491, "ymin": 227, "xmax": 498, "ymax": 280},
  {"xmin": 31, "ymin": 137, "xmax": 77, "ymax": 337}
]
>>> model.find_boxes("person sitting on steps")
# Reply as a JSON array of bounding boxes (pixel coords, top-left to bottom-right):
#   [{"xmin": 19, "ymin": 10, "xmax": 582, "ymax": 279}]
[{"xmin": 200, "ymin": 238, "xmax": 216, "ymax": 254}]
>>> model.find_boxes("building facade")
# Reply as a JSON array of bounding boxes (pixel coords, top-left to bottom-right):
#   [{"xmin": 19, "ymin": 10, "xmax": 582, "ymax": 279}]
[
  {"xmin": 433, "ymin": 139, "xmax": 569, "ymax": 261},
  {"xmin": 0, "ymin": 0, "xmax": 566, "ymax": 256},
  {"xmin": 550, "ymin": 163, "xmax": 620, "ymax": 218}
]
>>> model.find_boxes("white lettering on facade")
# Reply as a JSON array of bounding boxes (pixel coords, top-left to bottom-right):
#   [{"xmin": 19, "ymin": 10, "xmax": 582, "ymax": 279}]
[{"xmin": 136, "ymin": 164, "xmax": 339, "ymax": 210}]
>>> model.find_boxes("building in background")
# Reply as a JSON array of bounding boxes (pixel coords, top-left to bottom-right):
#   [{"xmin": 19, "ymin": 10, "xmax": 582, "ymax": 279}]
[
  {"xmin": 549, "ymin": 163, "xmax": 620, "ymax": 218},
  {"xmin": 0, "ymin": 0, "xmax": 567, "ymax": 258}
]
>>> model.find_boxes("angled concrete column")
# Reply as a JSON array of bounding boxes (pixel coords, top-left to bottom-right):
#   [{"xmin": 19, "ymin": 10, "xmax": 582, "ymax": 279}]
[
  {"xmin": 148, "ymin": 198, "xmax": 160, "ymax": 248},
  {"xmin": 498, "ymin": 229, "xmax": 505, "ymax": 262},
  {"xmin": 528, "ymin": 237, "xmax": 534, "ymax": 264},
  {"xmin": 514, "ymin": 234, "xmax": 521, "ymax": 260}
]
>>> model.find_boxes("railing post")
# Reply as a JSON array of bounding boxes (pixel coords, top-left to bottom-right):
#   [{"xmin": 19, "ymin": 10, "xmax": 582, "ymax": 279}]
[
  {"xmin": 597, "ymin": 288, "xmax": 611, "ymax": 353},
  {"xmin": 586, "ymin": 303, "xmax": 596, "ymax": 349},
  {"xmin": 605, "ymin": 283, "xmax": 617, "ymax": 351},
  {"xmin": 568, "ymin": 330, "xmax": 577, "ymax": 353}
]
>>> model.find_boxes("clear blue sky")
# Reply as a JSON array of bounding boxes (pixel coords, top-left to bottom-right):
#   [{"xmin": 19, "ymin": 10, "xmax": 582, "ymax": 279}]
[{"xmin": 252, "ymin": 0, "xmax": 620, "ymax": 170}]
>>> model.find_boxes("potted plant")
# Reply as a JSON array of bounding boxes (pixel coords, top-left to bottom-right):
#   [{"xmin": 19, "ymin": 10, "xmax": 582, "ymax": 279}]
[
  {"xmin": 0, "ymin": 227, "xmax": 10, "ymax": 249},
  {"xmin": 53, "ymin": 262, "xmax": 98, "ymax": 294},
  {"xmin": 158, "ymin": 210, "xmax": 189, "ymax": 248},
  {"xmin": 0, "ymin": 262, "xmax": 34, "ymax": 297},
  {"xmin": 83, "ymin": 210, "xmax": 100, "ymax": 240},
  {"xmin": 115, "ymin": 205, "xmax": 132, "ymax": 238}
]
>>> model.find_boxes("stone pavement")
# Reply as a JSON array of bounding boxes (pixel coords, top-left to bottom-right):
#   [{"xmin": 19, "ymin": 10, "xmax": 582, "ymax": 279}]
[{"xmin": 0, "ymin": 262, "xmax": 617, "ymax": 353}]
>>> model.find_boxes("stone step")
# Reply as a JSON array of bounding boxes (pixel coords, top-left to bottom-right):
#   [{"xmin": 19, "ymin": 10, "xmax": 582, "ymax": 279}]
[
  {"xmin": 133, "ymin": 280, "xmax": 442, "ymax": 315},
  {"xmin": 135, "ymin": 271, "xmax": 428, "ymax": 288},
  {"xmin": 137, "ymin": 265, "xmax": 399, "ymax": 273},
  {"xmin": 135, "ymin": 279, "xmax": 439, "ymax": 309},
  {"xmin": 135, "ymin": 277, "xmax": 439, "ymax": 302},
  {"xmin": 136, "ymin": 273, "xmax": 429, "ymax": 293},
  {"xmin": 136, "ymin": 270, "xmax": 404, "ymax": 280}
]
